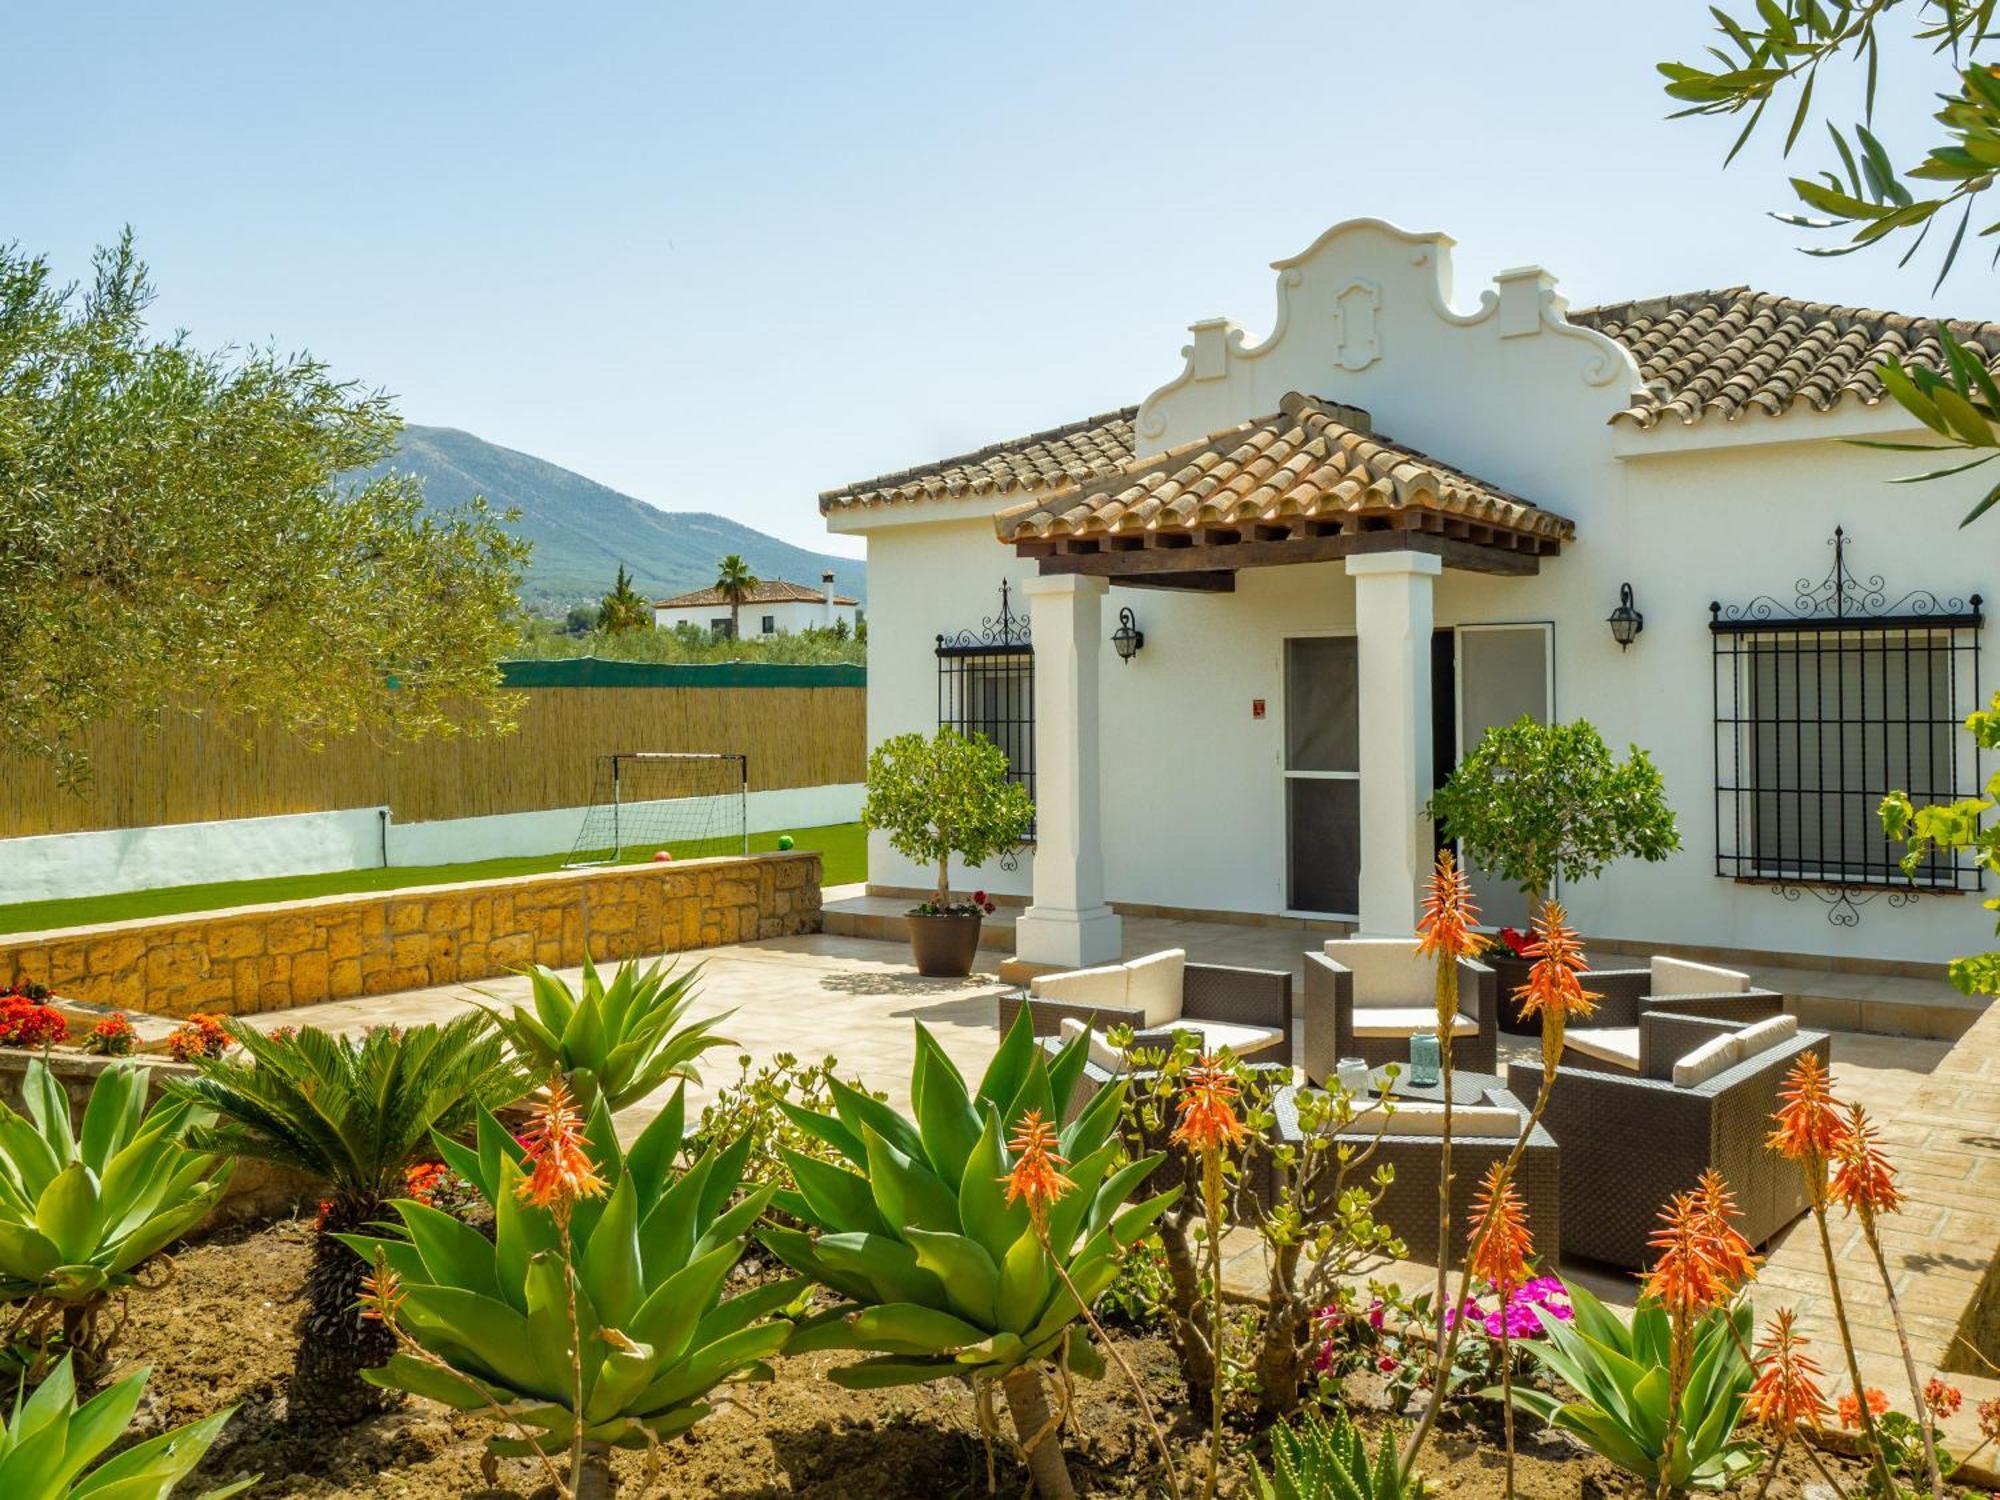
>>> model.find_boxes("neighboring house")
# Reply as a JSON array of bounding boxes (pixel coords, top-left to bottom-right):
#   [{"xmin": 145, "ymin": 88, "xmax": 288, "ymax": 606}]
[
  {"xmin": 652, "ymin": 572, "xmax": 859, "ymax": 637},
  {"xmin": 821, "ymin": 217, "xmax": 1994, "ymax": 974}
]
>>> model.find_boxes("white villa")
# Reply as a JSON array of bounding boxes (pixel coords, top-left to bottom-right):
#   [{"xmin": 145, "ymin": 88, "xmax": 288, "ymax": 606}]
[
  {"xmin": 821, "ymin": 219, "xmax": 1992, "ymax": 976},
  {"xmin": 653, "ymin": 571, "xmax": 858, "ymax": 637}
]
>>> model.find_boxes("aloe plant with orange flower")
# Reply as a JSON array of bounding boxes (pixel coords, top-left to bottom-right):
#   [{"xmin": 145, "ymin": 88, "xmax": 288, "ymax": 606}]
[
  {"xmin": 759, "ymin": 1012, "xmax": 1178, "ymax": 1500},
  {"xmin": 1466, "ymin": 1163, "xmax": 1536, "ymax": 1500},
  {"xmin": 1744, "ymin": 1309, "xmax": 1841, "ymax": 1500},
  {"xmin": 1169, "ymin": 1050, "xmax": 1250, "ymax": 1500},
  {"xmin": 340, "ymin": 1078, "xmax": 798, "ymax": 1500}
]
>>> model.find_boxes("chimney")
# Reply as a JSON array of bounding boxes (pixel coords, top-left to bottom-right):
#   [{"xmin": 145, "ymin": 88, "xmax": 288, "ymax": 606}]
[{"xmin": 822, "ymin": 570, "xmax": 836, "ymax": 628}]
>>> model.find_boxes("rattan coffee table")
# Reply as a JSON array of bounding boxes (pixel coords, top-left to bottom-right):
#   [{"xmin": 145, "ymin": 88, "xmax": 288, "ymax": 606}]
[{"xmin": 1365, "ymin": 1065, "xmax": 1503, "ymax": 1105}]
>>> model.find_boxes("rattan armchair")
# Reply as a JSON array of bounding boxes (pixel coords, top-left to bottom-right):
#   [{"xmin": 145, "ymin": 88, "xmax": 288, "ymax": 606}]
[
  {"xmin": 1508, "ymin": 1012, "xmax": 1827, "ymax": 1269},
  {"xmin": 997, "ymin": 956, "xmax": 1294, "ymax": 1069},
  {"xmin": 1303, "ymin": 938, "xmax": 1498, "ymax": 1083},
  {"xmin": 1563, "ymin": 956, "xmax": 1784, "ymax": 1073}
]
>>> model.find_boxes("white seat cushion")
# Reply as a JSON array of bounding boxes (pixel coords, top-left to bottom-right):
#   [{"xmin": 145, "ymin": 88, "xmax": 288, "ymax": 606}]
[
  {"xmin": 1732, "ymin": 1013, "xmax": 1798, "ymax": 1061},
  {"xmin": 1030, "ymin": 963, "xmax": 1130, "ymax": 1013},
  {"xmin": 1348, "ymin": 1007, "xmax": 1478, "ymax": 1040},
  {"xmin": 1565, "ymin": 1027, "xmax": 1640, "ymax": 1069},
  {"xmin": 1651, "ymin": 956, "xmax": 1750, "ymax": 996},
  {"xmin": 1347, "ymin": 1103, "xmax": 1519, "ymax": 1139},
  {"xmin": 1153, "ymin": 1017, "xmax": 1286, "ymax": 1059},
  {"xmin": 1323, "ymin": 939, "xmax": 1433, "ymax": 1008},
  {"xmin": 1058, "ymin": 1016, "xmax": 1129, "ymax": 1076},
  {"xmin": 1673, "ymin": 1031, "xmax": 1745, "ymax": 1088},
  {"xmin": 1123, "ymin": 949, "xmax": 1186, "ymax": 1030}
]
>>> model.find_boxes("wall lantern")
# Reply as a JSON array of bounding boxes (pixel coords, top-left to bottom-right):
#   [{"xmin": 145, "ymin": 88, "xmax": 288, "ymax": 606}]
[
  {"xmin": 1607, "ymin": 582, "xmax": 1644, "ymax": 651},
  {"xmin": 1111, "ymin": 606, "xmax": 1145, "ymax": 663}
]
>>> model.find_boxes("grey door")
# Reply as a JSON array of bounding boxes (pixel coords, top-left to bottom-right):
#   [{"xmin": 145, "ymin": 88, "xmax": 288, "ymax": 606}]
[{"xmin": 1285, "ymin": 636, "xmax": 1360, "ymax": 916}]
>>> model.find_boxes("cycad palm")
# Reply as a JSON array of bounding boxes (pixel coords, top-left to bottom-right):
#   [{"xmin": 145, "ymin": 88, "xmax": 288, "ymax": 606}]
[
  {"xmin": 172, "ymin": 1016, "xmax": 528, "ymax": 1428},
  {"xmin": 714, "ymin": 554, "xmax": 758, "ymax": 641}
]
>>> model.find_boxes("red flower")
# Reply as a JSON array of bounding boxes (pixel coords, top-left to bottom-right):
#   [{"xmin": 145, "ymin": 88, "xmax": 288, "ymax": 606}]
[
  {"xmin": 1924, "ymin": 1378, "xmax": 1962, "ymax": 1421},
  {"xmin": 165, "ymin": 1013, "xmax": 232, "ymax": 1064},
  {"xmin": 1979, "ymin": 1397, "xmax": 2000, "ymax": 1444},
  {"xmin": 1837, "ymin": 1387, "xmax": 1890, "ymax": 1430},
  {"xmin": 404, "ymin": 1161, "xmax": 450, "ymax": 1205},
  {"xmin": 0, "ymin": 994, "xmax": 69, "ymax": 1050}
]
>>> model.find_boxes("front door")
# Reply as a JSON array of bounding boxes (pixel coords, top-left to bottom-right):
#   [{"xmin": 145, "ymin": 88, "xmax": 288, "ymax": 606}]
[
  {"xmin": 1284, "ymin": 636, "xmax": 1360, "ymax": 916},
  {"xmin": 1449, "ymin": 624, "xmax": 1553, "ymax": 929}
]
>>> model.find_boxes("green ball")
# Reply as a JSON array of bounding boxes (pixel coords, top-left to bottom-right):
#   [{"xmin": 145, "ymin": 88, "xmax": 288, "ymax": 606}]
[{"xmin": 776, "ymin": 834, "xmax": 795, "ymax": 850}]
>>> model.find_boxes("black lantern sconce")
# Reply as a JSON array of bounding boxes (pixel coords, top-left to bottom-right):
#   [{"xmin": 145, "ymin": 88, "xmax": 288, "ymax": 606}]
[
  {"xmin": 1607, "ymin": 582, "xmax": 1644, "ymax": 651},
  {"xmin": 1111, "ymin": 606, "xmax": 1145, "ymax": 663}
]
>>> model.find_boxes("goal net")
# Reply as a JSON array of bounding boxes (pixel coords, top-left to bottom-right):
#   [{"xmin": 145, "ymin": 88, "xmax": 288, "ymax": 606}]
[{"xmin": 564, "ymin": 753, "xmax": 748, "ymax": 867}]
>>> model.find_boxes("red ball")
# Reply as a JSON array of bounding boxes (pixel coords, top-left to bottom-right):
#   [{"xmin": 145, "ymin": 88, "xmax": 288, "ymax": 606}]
[{"xmin": 652, "ymin": 849, "xmax": 674, "ymax": 862}]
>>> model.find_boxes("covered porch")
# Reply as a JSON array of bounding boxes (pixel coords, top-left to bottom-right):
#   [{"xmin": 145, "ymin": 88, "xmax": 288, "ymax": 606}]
[{"xmin": 994, "ymin": 390, "xmax": 1575, "ymax": 970}]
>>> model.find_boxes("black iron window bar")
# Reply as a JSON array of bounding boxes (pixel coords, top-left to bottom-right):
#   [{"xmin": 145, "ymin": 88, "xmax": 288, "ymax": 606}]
[
  {"xmin": 1710, "ymin": 526, "xmax": 1983, "ymax": 927},
  {"xmin": 937, "ymin": 579, "xmax": 1036, "ymax": 844}
]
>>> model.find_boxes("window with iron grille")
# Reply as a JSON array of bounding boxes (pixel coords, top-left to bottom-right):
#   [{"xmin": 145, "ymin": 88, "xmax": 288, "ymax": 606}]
[
  {"xmin": 1711, "ymin": 528, "xmax": 1983, "ymax": 915},
  {"xmin": 937, "ymin": 581, "xmax": 1035, "ymax": 836}
]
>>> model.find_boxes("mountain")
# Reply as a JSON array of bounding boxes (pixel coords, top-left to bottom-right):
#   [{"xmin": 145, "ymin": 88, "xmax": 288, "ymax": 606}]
[{"xmin": 356, "ymin": 425, "xmax": 865, "ymax": 614}]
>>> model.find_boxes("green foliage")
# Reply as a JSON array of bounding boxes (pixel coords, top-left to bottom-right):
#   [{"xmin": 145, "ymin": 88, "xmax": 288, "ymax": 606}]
[
  {"xmin": 494, "ymin": 955, "xmax": 732, "ymax": 1115},
  {"xmin": 340, "ymin": 1086, "xmax": 799, "ymax": 1457},
  {"xmin": 713, "ymin": 553, "xmax": 760, "ymax": 642},
  {"xmin": 0, "ymin": 1060, "xmax": 230, "ymax": 1313},
  {"xmin": 0, "ymin": 234, "xmax": 529, "ymax": 783},
  {"xmin": 1426, "ymin": 717, "xmax": 1681, "ymax": 904},
  {"xmin": 862, "ymin": 728, "xmax": 1034, "ymax": 900},
  {"xmin": 0, "ymin": 1355, "xmax": 251, "ymax": 1499},
  {"xmin": 595, "ymin": 565, "xmax": 652, "ymax": 634},
  {"xmin": 1254, "ymin": 1402, "xmax": 1422, "ymax": 1500},
  {"xmin": 510, "ymin": 615, "xmax": 865, "ymax": 665},
  {"xmin": 757, "ymin": 1011, "xmax": 1178, "ymax": 1389},
  {"xmin": 171, "ymin": 1016, "xmax": 528, "ymax": 1214},
  {"xmin": 1093, "ymin": 1237, "xmax": 1172, "ymax": 1330},
  {"xmin": 1511, "ymin": 1282, "xmax": 1759, "ymax": 1491},
  {"xmin": 1883, "ymin": 689, "xmax": 2000, "ymax": 996},
  {"xmin": 688, "ymin": 1050, "xmax": 879, "ymax": 1208}
]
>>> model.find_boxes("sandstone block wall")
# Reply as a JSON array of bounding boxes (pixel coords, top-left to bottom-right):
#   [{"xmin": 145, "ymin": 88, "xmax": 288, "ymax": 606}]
[{"xmin": 0, "ymin": 852, "xmax": 821, "ymax": 1017}]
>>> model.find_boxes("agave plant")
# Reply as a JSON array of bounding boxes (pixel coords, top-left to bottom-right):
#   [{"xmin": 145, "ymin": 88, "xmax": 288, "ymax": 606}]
[
  {"xmin": 0, "ymin": 1354, "xmax": 252, "ymax": 1499},
  {"xmin": 0, "ymin": 1060, "xmax": 230, "ymax": 1374},
  {"xmin": 170, "ymin": 1016, "xmax": 529, "ymax": 1429},
  {"xmin": 759, "ymin": 1011, "xmax": 1177, "ymax": 1499},
  {"xmin": 493, "ymin": 956, "xmax": 732, "ymax": 1114},
  {"xmin": 1255, "ymin": 1402, "xmax": 1420, "ymax": 1500},
  {"xmin": 338, "ymin": 1083, "xmax": 797, "ymax": 1497},
  {"xmin": 1512, "ymin": 1280, "xmax": 1759, "ymax": 1491}
]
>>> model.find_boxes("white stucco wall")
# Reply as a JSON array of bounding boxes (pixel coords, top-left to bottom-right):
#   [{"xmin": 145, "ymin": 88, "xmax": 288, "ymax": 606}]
[
  {"xmin": 653, "ymin": 597, "xmax": 858, "ymax": 635},
  {"xmin": 832, "ymin": 219, "xmax": 1995, "ymax": 968}
]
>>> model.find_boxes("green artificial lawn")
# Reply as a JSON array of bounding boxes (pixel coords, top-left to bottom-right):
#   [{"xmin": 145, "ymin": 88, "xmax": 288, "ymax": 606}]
[{"xmin": 0, "ymin": 821, "xmax": 866, "ymax": 936}]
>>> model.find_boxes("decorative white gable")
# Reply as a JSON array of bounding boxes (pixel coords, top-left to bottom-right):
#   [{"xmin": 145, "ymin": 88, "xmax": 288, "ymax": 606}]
[{"xmin": 1134, "ymin": 219, "xmax": 1647, "ymax": 520}]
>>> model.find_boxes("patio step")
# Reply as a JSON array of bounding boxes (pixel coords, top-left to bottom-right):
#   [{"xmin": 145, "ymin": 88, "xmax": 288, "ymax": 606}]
[{"xmin": 1757, "ymin": 965, "xmax": 1986, "ymax": 1041}]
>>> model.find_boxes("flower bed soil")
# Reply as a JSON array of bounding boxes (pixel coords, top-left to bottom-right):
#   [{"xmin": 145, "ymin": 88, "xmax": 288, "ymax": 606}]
[{"xmin": 107, "ymin": 1217, "xmax": 1869, "ymax": 1498}]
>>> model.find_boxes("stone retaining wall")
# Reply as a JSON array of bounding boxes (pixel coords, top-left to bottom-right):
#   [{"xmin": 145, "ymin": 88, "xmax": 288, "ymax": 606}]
[{"xmin": 0, "ymin": 852, "xmax": 821, "ymax": 1018}]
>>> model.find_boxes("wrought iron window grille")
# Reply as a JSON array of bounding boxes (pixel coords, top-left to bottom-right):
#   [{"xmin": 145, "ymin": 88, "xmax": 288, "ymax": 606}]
[
  {"xmin": 1710, "ymin": 527, "xmax": 1983, "ymax": 925},
  {"xmin": 937, "ymin": 580, "xmax": 1036, "ymax": 851}
]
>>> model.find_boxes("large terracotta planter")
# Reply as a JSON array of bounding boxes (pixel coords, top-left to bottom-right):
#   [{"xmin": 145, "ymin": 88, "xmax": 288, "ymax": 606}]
[
  {"xmin": 906, "ymin": 912, "xmax": 983, "ymax": 978},
  {"xmin": 1490, "ymin": 952, "xmax": 1537, "ymax": 1034}
]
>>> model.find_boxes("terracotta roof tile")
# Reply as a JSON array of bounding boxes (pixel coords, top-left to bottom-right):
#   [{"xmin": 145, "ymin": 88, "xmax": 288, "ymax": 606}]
[
  {"xmin": 1567, "ymin": 288, "xmax": 2000, "ymax": 428},
  {"xmin": 818, "ymin": 407, "xmax": 1137, "ymax": 513},
  {"xmin": 654, "ymin": 578, "xmax": 857, "ymax": 608},
  {"xmin": 994, "ymin": 392, "xmax": 1574, "ymax": 545}
]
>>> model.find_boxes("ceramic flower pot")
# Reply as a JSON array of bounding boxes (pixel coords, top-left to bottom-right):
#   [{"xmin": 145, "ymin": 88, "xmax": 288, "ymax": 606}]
[
  {"xmin": 1490, "ymin": 952, "xmax": 1538, "ymax": 1034},
  {"xmin": 905, "ymin": 911, "xmax": 983, "ymax": 978}
]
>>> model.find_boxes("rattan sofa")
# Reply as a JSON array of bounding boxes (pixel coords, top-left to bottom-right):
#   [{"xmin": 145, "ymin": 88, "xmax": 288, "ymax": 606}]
[
  {"xmin": 1303, "ymin": 938, "xmax": 1498, "ymax": 1083},
  {"xmin": 1562, "ymin": 955, "xmax": 1784, "ymax": 1073},
  {"xmin": 997, "ymin": 949, "xmax": 1294, "ymax": 1069},
  {"xmin": 1507, "ymin": 1010, "xmax": 1828, "ymax": 1270}
]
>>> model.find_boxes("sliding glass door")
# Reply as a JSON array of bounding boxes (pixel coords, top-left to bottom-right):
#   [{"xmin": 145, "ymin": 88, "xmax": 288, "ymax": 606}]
[{"xmin": 1284, "ymin": 636, "xmax": 1360, "ymax": 916}]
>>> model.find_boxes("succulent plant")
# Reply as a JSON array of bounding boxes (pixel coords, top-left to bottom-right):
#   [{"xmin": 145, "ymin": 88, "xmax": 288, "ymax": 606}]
[
  {"xmin": 1254, "ymin": 1402, "xmax": 1421, "ymax": 1500},
  {"xmin": 494, "ymin": 955, "xmax": 731, "ymax": 1114},
  {"xmin": 0, "ymin": 1060, "xmax": 230, "ymax": 1372},
  {"xmin": 0, "ymin": 1354, "xmax": 253, "ymax": 1499}
]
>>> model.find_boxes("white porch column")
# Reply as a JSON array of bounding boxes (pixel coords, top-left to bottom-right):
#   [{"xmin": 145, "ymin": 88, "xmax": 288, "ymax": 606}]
[
  {"xmin": 1346, "ymin": 551, "xmax": 1441, "ymax": 937},
  {"xmin": 1013, "ymin": 573, "xmax": 1122, "ymax": 969}
]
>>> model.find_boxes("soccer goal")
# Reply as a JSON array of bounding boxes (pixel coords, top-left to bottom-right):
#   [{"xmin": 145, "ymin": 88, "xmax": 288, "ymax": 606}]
[{"xmin": 563, "ymin": 752, "xmax": 749, "ymax": 867}]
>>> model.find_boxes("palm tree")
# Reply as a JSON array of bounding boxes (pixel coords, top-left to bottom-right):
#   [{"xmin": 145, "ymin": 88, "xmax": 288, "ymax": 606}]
[
  {"xmin": 172, "ymin": 1016, "xmax": 528, "ymax": 1428},
  {"xmin": 714, "ymin": 553, "xmax": 759, "ymax": 641},
  {"xmin": 597, "ymin": 563, "xmax": 652, "ymax": 634}
]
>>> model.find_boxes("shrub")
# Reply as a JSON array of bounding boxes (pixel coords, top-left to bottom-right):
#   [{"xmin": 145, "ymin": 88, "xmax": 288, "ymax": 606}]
[
  {"xmin": 687, "ymin": 1050, "xmax": 878, "ymax": 1212},
  {"xmin": 79, "ymin": 1014, "xmax": 135, "ymax": 1058},
  {"xmin": 342, "ymin": 1082, "xmax": 796, "ymax": 1496},
  {"xmin": 0, "ymin": 991, "xmax": 68, "ymax": 1050},
  {"xmin": 862, "ymin": 728, "xmax": 1033, "ymax": 905},
  {"xmin": 0, "ymin": 1060, "xmax": 231, "ymax": 1375},
  {"xmin": 163, "ymin": 1014, "xmax": 230, "ymax": 1064},
  {"xmin": 170, "ymin": 1015, "xmax": 529, "ymax": 1428},
  {"xmin": 491, "ymin": 954, "xmax": 731, "ymax": 1115}
]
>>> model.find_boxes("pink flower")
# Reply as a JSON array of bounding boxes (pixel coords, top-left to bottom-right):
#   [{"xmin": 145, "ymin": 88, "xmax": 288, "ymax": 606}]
[{"xmin": 1367, "ymin": 1298, "xmax": 1386, "ymax": 1331}]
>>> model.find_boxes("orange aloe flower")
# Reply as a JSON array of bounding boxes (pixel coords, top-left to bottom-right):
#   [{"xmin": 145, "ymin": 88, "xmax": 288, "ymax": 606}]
[
  {"xmin": 515, "ymin": 1075, "xmax": 607, "ymax": 1211},
  {"xmin": 1002, "ymin": 1109, "xmax": 1076, "ymax": 1231},
  {"xmin": 1171, "ymin": 1054, "xmax": 1248, "ymax": 1155},
  {"xmin": 1838, "ymin": 1387, "xmax": 1890, "ymax": 1430},
  {"xmin": 1745, "ymin": 1309, "xmax": 1829, "ymax": 1433},
  {"xmin": 359, "ymin": 1259, "xmax": 405, "ymax": 1323},
  {"xmin": 1513, "ymin": 903, "xmax": 1599, "ymax": 1023},
  {"xmin": 1830, "ymin": 1102, "xmax": 1901, "ymax": 1217},
  {"xmin": 1694, "ymin": 1169, "xmax": 1761, "ymax": 1288},
  {"xmin": 1768, "ymin": 1052, "xmax": 1850, "ymax": 1166},
  {"xmin": 1416, "ymin": 850, "xmax": 1483, "ymax": 964},
  {"xmin": 1644, "ymin": 1189, "xmax": 1738, "ymax": 1319},
  {"xmin": 1466, "ymin": 1163, "xmax": 1535, "ymax": 1296}
]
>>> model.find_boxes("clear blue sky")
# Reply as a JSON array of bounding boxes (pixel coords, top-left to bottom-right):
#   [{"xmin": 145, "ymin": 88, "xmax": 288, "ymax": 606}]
[{"xmin": 8, "ymin": 2, "xmax": 1993, "ymax": 560}]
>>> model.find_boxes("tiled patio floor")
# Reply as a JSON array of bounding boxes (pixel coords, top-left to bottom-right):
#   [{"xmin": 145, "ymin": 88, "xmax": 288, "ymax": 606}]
[{"xmin": 239, "ymin": 917, "xmax": 2000, "ymax": 1473}]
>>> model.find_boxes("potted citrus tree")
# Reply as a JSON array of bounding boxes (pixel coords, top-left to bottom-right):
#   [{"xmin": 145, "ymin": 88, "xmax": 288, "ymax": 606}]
[
  {"xmin": 1427, "ymin": 716, "xmax": 1681, "ymax": 1030},
  {"xmin": 862, "ymin": 727, "xmax": 1034, "ymax": 976}
]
